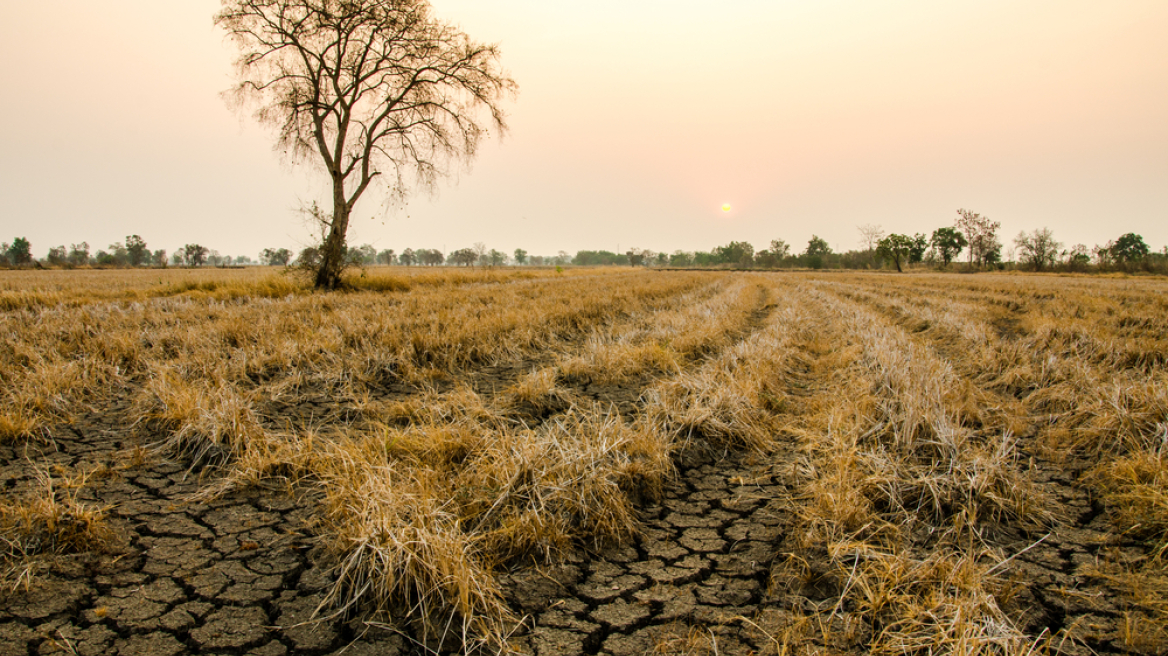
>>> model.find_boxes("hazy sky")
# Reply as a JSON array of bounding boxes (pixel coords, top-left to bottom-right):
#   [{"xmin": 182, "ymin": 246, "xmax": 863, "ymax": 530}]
[{"xmin": 2, "ymin": 1, "xmax": 1166, "ymax": 260}]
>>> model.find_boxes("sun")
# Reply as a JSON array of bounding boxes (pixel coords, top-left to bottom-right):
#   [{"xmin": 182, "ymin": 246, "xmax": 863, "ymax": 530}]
[{"xmin": 721, "ymin": 203, "xmax": 732, "ymax": 213}]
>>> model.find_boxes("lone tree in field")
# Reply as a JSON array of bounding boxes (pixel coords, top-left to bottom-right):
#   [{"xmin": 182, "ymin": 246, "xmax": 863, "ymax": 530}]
[{"xmin": 216, "ymin": 0, "xmax": 516, "ymax": 289}]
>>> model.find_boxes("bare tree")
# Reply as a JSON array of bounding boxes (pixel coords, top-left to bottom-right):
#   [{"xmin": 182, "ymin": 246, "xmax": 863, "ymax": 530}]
[
  {"xmin": 1014, "ymin": 228, "xmax": 1062, "ymax": 271},
  {"xmin": 954, "ymin": 209, "xmax": 1001, "ymax": 268},
  {"xmin": 182, "ymin": 244, "xmax": 209, "ymax": 267},
  {"xmin": 857, "ymin": 224, "xmax": 885, "ymax": 252},
  {"xmin": 449, "ymin": 247, "xmax": 476, "ymax": 266},
  {"xmin": 217, "ymin": 0, "xmax": 516, "ymax": 289}
]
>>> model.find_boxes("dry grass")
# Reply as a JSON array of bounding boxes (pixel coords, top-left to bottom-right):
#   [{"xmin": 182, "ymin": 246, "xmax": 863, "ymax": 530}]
[
  {"xmin": 761, "ymin": 280, "xmax": 1056, "ymax": 655},
  {"xmin": 0, "ymin": 467, "xmax": 113, "ymax": 591},
  {"xmin": 293, "ymin": 391, "xmax": 672, "ymax": 651},
  {"xmin": 559, "ymin": 275, "xmax": 763, "ymax": 383},
  {"xmin": 642, "ymin": 297, "xmax": 805, "ymax": 452},
  {"xmin": 5, "ymin": 268, "xmax": 1167, "ymax": 652}
]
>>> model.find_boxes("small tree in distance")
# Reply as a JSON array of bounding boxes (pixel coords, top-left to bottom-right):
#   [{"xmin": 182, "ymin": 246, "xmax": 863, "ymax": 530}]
[
  {"xmin": 261, "ymin": 248, "xmax": 293, "ymax": 266},
  {"xmin": 1110, "ymin": 233, "xmax": 1149, "ymax": 264},
  {"xmin": 47, "ymin": 246, "xmax": 68, "ymax": 267},
  {"xmin": 876, "ymin": 234, "xmax": 915, "ymax": 272},
  {"xmin": 68, "ymin": 243, "xmax": 90, "ymax": 267},
  {"xmin": 126, "ymin": 235, "xmax": 149, "ymax": 267},
  {"xmin": 908, "ymin": 234, "xmax": 928, "ymax": 264},
  {"xmin": 513, "ymin": 248, "xmax": 527, "ymax": 265},
  {"xmin": 1014, "ymin": 228, "xmax": 1062, "ymax": 271},
  {"xmin": 7, "ymin": 238, "xmax": 33, "ymax": 265},
  {"xmin": 930, "ymin": 227, "xmax": 967, "ymax": 268},
  {"xmin": 954, "ymin": 209, "xmax": 1001, "ymax": 269},
  {"xmin": 804, "ymin": 236, "xmax": 831, "ymax": 270},
  {"xmin": 805, "ymin": 236, "xmax": 831, "ymax": 257},
  {"xmin": 449, "ymin": 248, "xmax": 476, "ymax": 266},
  {"xmin": 182, "ymin": 244, "xmax": 209, "ymax": 267}
]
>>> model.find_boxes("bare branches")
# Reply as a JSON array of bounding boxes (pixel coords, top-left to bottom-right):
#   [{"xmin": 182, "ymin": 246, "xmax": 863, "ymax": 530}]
[
  {"xmin": 954, "ymin": 209, "xmax": 1001, "ymax": 269},
  {"xmin": 216, "ymin": 0, "xmax": 516, "ymax": 288}
]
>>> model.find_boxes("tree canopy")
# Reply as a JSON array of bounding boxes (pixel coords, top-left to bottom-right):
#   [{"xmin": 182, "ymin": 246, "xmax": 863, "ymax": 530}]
[
  {"xmin": 930, "ymin": 227, "xmax": 966, "ymax": 267},
  {"xmin": 1110, "ymin": 233, "xmax": 1150, "ymax": 263},
  {"xmin": 876, "ymin": 234, "xmax": 915, "ymax": 272}
]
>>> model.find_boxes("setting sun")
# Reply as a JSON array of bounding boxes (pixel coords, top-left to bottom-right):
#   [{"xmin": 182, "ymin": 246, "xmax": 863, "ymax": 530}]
[{"xmin": 721, "ymin": 203, "xmax": 731, "ymax": 213}]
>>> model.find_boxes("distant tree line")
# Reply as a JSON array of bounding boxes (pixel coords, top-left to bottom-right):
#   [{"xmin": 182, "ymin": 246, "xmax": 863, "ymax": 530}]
[
  {"xmin": 568, "ymin": 210, "xmax": 1167, "ymax": 274},
  {"xmin": 0, "ymin": 234, "xmax": 268, "ymax": 269},
  {"xmin": 7, "ymin": 210, "xmax": 1165, "ymax": 275}
]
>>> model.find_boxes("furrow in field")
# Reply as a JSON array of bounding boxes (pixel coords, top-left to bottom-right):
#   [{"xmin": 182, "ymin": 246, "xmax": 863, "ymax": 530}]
[
  {"xmin": 486, "ymin": 277, "xmax": 810, "ymax": 656},
  {"xmin": 809, "ymin": 277, "xmax": 1168, "ymax": 653},
  {"xmin": 557, "ymin": 274, "xmax": 769, "ymax": 385},
  {"xmin": 760, "ymin": 280, "xmax": 1050, "ymax": 655}
]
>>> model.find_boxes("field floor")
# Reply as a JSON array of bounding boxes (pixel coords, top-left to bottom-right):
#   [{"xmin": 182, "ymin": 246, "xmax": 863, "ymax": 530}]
[{"xmin": 1, "ymin": 269, "xmax": 1166, "ymax": 656}]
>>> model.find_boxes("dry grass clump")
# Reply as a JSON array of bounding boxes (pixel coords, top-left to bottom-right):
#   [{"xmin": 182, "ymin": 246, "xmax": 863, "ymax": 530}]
[
  {"xmin": 1089, "ymin": 429, "xmax": 1168, "ymax": 559},
  {"xmin": 0, "ymin": 468, "xmax": 113, "ymax": 591},
  {"xmin": 642, "ymin": 297, "xmax": 805, "ymax": 452},
  {"xmin": 304, "ymin": 392, "xmax": 671, "ymax": 651},
  {"xmin": 141, "ymin": 369, "xmax": 267, "ymax": 469},
  {"xmin": 774, "ymin": 543, "xmax": 1041, "ymax": 656},
  {"xmin": 841, "ymin": 549, "xmax": 1037, "ymax": 656},
  {"xmin": 501, "ymin": 368, "xmax": 576, "ymax": 418},
  {"xmin": 459, "ymin": 407, "xmax": 665, "ymax": 559},
  {"xmin": 313, "ymin": 456, "xmax": 512, "ymax": 651}
]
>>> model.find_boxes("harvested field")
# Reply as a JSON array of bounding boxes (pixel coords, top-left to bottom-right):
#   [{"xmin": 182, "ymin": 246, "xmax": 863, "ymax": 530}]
[{"xmin": 1, "ymin": 268, "xmax": 1166, "ymax": 656}]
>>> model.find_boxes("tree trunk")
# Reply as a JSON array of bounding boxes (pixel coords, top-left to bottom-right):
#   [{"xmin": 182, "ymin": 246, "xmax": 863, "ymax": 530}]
[{"xmin": 314, "ymin": 192, "xmax": 350, "ymax": 289}]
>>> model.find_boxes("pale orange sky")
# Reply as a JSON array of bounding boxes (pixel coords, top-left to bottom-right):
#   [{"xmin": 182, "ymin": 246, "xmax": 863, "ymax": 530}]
[{"xmin": 1, "ymin": 1, "xmax": 1165, "ymax": 259}]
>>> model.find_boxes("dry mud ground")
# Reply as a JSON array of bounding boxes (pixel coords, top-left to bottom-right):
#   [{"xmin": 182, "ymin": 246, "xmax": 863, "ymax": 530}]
[{"xmin": 1, "ymin": 382, "xmax": 1158, "ymax": 656}]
